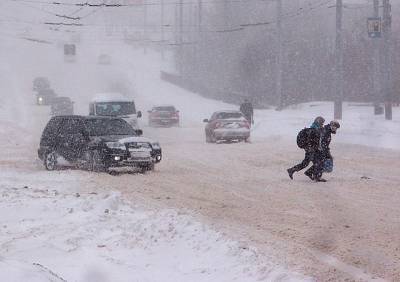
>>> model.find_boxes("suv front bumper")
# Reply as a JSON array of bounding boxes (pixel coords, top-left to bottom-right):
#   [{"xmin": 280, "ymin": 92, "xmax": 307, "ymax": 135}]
[{"xmin": 104, "ymin": 148, "xmax": 162, "ymax": 168}]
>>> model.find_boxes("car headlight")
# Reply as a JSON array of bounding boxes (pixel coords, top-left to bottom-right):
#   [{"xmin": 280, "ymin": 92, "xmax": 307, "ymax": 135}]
[
  {"xmin": 38, "ymin": 97, "xmax": 43, "ymax": 101},
  {"xmin": 106, "ymin": 142, "xmax": 126, "ymax": 150}
]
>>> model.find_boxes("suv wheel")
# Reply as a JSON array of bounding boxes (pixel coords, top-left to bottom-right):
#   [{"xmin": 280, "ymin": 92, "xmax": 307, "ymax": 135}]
[
  {"xmin": 44, "ymin": 151, "xmax": 58, "ymax": 171},
  {"xmin": 88, "ymin": 150, "xmax": 108, "ymax": 172},
  {"xmin": 139, "ymin": 163, "xmax": 154, "ymax": 174},
  {"xmin": 146, "ymin": 162, "xmax": 155, "ymax": 171}
]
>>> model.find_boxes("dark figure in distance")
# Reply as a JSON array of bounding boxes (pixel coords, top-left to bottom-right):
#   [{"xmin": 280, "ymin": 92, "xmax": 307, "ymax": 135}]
[
  {"xmin": 307, "ymin": 120, "xmax": 341, "ymax": 182},
  {"xmin": 287, "ymin": 116, "xmax": 325, "ymax": 181},
  {"xmin": 240, "ymin": 99, "xmax": 254, "ymax": 125}
]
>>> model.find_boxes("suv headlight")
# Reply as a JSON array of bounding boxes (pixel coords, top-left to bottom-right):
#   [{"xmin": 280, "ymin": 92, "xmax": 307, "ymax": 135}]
[{"xmin": 106, "ymin": 142, "xmax": 126, "ymax": 150}]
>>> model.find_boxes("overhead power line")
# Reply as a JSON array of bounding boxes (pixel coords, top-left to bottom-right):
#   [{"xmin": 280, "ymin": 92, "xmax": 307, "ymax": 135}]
[
  {"xmin": 11, "ymin": 0, "xmax": 274, "ymax": 7},
  {"xmin": 44, "ymin": 21, "xmax": 83, "ymax": 25},
  {"xmin": 4, "ymin": 0, "xmax": 338, "ymax": 38}
]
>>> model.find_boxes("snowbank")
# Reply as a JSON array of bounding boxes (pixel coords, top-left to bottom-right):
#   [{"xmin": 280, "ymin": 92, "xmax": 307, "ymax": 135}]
[{"xmin": 0, "ymin": 183, "xmax": 310, "ymax": 282}]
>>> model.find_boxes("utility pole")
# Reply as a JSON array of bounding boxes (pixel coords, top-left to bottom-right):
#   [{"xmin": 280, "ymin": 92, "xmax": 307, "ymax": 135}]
[
  {"xmin": 179, "ymin": 0, "xmax": 183, "ymax": 76},
  {"xmin": 373, "ymin": 0, "xmax": 381, "ymax": 115},
  {"xmin": 334, "ymin": 0, "xmax": 343, "ymax": 120},
  {"xmin": 198, "ymin": 0, "xmax": 202, "ymax": 34},
  {"xmin": 276, "ymin": 0, "xmax": 283, "ymax": 110},
  {"xmin": 143, "ymin": 0, "xmax": 147, "ymax": 54},
  {"xmin": 383, "ymin": 0, "xmax": 392, "ymax": 120},
  {"xmin": 161, "ymin": 0, "xmax": 165, "ymax": 60}
]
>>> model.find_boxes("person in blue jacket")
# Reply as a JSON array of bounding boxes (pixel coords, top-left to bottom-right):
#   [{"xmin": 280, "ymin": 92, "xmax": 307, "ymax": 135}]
[
  {"xmin": 307, "ymin": 120, "xmax": 341, "ymax": 182},
  {"xmin": 287, "ymin": 116, "xmax": 325, "ymax": 180}
]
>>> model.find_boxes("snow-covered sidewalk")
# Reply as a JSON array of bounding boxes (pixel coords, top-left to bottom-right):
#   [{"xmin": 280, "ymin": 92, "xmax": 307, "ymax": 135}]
[{"xmin": 0, "ymin": 171, "xmax": 310, "ymax": 282}]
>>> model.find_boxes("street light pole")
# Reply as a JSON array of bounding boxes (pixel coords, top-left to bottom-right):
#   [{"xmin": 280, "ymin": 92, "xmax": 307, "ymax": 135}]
[
  {"xmin": 383, "ymin": 0, "xmax": 392, "ymax": 120},
  {"xmin": 275, "ymin": 0, "xmax": 283, "ymax": 110},
  {"xmin": 373, "ymin": 0, "xmax": 381, "ymax": 115},
  {"xmin": 161, "ymin": 0, "xmax": 165, "ymax": 60},
  {"xmin": 334, "ymin": 0, "xmax": 343, "ymax": 120}
]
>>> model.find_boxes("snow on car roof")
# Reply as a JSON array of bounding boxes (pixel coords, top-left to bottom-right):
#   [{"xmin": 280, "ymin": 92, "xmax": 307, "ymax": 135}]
[{"xmin": 91, "ymin": 93, "xmax": 133, "ymax": 103}]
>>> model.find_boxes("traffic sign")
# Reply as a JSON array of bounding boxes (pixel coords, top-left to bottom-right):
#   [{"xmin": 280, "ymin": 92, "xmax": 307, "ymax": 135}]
[{"xmin": 367, "ymin": 17, "xmax": 382, "ymax": 38}]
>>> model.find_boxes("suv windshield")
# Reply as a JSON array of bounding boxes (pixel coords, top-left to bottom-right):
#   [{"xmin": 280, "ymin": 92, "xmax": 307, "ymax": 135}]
[
  {"xmin": 154, "ymin": 106, "xmax": 176, "ymax": 112},
  {"xmin": 84, "ymin": 119, "xmax": 135, "ymax": 136},
  {"xmin": 215, "ymin": 112, "xmax": 243, "ymax": 120},
  {"xmin": 95, "ymin": 102, "xmax": 136, "ymax": 116}
]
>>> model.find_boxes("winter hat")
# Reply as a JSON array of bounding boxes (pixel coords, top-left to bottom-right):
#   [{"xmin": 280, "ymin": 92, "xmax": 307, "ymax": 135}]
[
  {"xmin": 314, "ymin": 116, "xmax": 325, "ymax": 126},
  {"xmin": 330, "ymin": 120, "xmax": 340, "ymax": 133}
]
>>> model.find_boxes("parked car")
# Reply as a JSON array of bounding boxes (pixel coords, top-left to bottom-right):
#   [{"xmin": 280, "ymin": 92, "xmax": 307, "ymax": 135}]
[
  {"xmin": 89, "ymin": 93, "xmax": 142, "ymax": 129},
  {"xmin": 203, "ymin": 110, "xmax": 250, "ymax": 143},
  {"xmin": 148, "ymin": 105, "xmax": 180, "ymax": 127},
  {"xmin": 36, "ymin": 88, "xmax": 57, "ymax": 105},
  {"xmin": 97, "ymin": 54, "xmax": 112, "ymax": 65},
  {"xmin": 33, "ymin": 77, "xmax": 50, "ymax": 92},
  {"xmin": 38, "ymin": 116, "xmax": 162, "ymax": 173},
  {"xmin": 50, "ymin": 97, "xmax": 74, "ymax": 116}
]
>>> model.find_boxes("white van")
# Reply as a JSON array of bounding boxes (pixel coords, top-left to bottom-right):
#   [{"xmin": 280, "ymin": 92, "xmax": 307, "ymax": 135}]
[{"xmin": 89, "ymin": 93, "xmax": 142, "ymax": 129}]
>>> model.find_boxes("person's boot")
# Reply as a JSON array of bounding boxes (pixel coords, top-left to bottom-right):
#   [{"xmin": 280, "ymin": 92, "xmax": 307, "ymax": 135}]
[
  {"xmin": 287, "ymin": 168, "xmax": 294, "ymax": 180},
  {"xmin": 314, "ymin": 177, "xmax": 327, "ymax": 182},
  {"xmin": 304, "ymin": 170, "xmax": 314, "ymax": 180}
]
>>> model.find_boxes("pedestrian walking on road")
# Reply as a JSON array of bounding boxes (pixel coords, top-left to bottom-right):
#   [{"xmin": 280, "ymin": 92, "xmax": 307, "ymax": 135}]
[
  {"xmin": 240, "ymin": 98, "xmax": 254, "ymax": 125},
  {"xmin": 287, "ymin": 116, "xmax": 325, "ymax": 180},
  {"xmin": 307, "ymin": 120, "xmax": 341, "ymax": 182}
]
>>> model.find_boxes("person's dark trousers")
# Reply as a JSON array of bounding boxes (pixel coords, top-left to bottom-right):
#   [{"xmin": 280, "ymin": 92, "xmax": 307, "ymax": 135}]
[
  {"xmin": 290, "ymin": 151, "xmax": 314, "ymax": 172},
  {"xmin": 306, "ymin": 150, "xmax": 324, "ymax": 179}
]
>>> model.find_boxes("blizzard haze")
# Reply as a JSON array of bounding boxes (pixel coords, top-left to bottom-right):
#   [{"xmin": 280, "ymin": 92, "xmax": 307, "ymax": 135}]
[{"xmin": 1, "ymin": 0, "xmax": 400, "ymax": 281}]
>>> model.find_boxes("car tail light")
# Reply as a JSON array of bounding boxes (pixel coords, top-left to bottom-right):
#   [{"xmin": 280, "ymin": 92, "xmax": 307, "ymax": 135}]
[
  {"xmin": 240, "ymin": 121, "xmax": 250, "ymax": 129},
  {"xmin": 173, "ymin": 111, "xmax": 179, "ymax": 118}
]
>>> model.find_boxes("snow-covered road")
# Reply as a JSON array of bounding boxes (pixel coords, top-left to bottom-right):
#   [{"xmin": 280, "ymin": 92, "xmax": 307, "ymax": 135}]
[{"xmin": 1, "ymin": 36, "xmax": 400, "ymax": 281}]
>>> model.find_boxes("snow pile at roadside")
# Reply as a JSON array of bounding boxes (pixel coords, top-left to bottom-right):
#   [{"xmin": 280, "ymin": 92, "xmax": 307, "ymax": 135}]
[
  {"xmin": 0, "ymin": 185, "xmax": 311, "ymax": 282},
  {"xmin": 252, "ymin": 102, "xmax": 400, "ymax": 150}
]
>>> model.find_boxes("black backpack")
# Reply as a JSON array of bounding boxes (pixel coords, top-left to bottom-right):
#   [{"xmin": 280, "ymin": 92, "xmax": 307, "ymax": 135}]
[{"xmin": 296, "ymin": 128, "xmax": 312, "ymax": 149}]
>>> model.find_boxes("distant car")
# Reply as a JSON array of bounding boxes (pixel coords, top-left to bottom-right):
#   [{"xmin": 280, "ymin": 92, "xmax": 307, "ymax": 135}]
[
  {"xmin": 33, "ymin": 77, "xmax": 50, "ymax": 92},
  {"xmin": 97, "ymin": 54, "xmax": 112, "ymax": 65},
  {"xmin": 89, "ymin": 93, "xmax": 142, "ymax": 129},
  {"xmin": 38, "ymin": 116, "xmax": 162, "ymax": 173},
  {"xmin": 203, "ymin": 110, "xmax": 250, "ymax": 143},
  {"xmin": 36, "ymin": 88, "xmax": 57, "ymax": 105},
  {"xmin": 64, "ymin": 44, "xmax": 76, "ymax": 63},
  {"xmin": 50, "ymin": 97, "xmax": 74, "ymax": 116},
  {"xmin": 148, "ymin": 105, "xmax": 180, "ymax": 127}
]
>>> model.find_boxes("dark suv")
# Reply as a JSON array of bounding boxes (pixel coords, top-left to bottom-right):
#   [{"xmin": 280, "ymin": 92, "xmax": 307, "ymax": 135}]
[{"xmin": 38, "ymin": 116, "xmax": 162, "ymax": 173}]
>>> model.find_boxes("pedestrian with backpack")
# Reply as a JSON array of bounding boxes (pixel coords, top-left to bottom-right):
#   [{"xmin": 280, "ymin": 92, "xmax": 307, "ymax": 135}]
[
  {"xmin": 306, "ymin": 120, "xmax": 341, "ymax": 182},
  {"xmin": 287, "ymin": 116, "xmax": 325, "ymax": 180}
]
